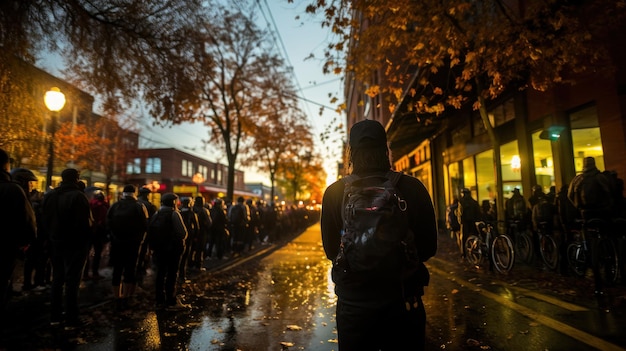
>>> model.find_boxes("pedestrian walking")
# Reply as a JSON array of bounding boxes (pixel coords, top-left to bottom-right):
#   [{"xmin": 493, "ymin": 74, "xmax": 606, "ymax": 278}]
[
  {"xmin": 106, "ymin": 185, "xmax": 149, "ymax": 310},
  {"xmin": 320, "ymin": 120, "xmax": 437, "ymax": 351},
  {"xmin": 146, "ymin": 193, "xmax": 189, "ymax": 311},
  {"xmin": 0, "ymin": 151, "xmax": 37, "ymax": 310},
  {"xmin": 41, "ymin": 168, "xmax": 92, "ymax": 329}
]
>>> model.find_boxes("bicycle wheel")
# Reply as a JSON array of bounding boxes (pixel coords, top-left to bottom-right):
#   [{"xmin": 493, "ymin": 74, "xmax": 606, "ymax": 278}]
[
  {"xmin": 597, "ymin": 238, "xmax": 619, "ymax": 286},
  {"xmin": 516, "ymin": 231, "xmax": 533, "ymax": 264},
  {"xmin": 491, "ymin": 234, "xmax": 514, "ymax": 273},
  {"xmin": 465, "ymin": 235, "xmax": 484, "ymax": 266},
  {"xmin": 566, "ymin": 242, "xmax": 587, "ymax": 277},
  {"xmin": 540, "ymin": 234, "xmax": 559, "ymax": 271}
]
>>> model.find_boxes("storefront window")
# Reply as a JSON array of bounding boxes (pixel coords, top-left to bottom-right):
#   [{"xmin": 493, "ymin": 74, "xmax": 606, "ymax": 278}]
[
  {"xmin": 531, "ymin": 131, "xmax": 554, "ymax": 192},
  {"xmin": 500, "ymin": 140, "xmax": 522, "ymax": 196},
  {"xmin": 569, "ymin": 105, "xmax": 604, "ymax": 173},
  {"xmin": 448, "ymin": 162, "xmax": 461, "ymax": 201},
  {"xmin": 475, "ymin": 150, "xmax": 495, "ymax": 203},
  {"xmin": 463, "ymin": 157, "xmax": 477, "ymax": 197}
]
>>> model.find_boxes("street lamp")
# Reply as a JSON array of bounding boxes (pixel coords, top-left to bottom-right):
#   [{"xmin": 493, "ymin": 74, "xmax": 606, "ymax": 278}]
[
  {"xmin": 44, "ymin": 87, "xmax": 66, "ymax": 189},
  {"xmin": 192, "ymin": 172, "xmax": 204, "ymax": 197}
]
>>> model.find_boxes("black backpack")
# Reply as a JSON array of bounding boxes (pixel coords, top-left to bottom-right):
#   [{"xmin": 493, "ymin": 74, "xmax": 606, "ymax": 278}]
[
  {"xmin": 108, "ymin": 199, "xmax": 146, "ymax": 242},
  {"xmin": 229, "ymin": 204, "xmax": 246, "ymax": 226},
  {"xmin": 147, "ymin": 210, "xmax": 173, "ymax": 248},
  {"xmin": 333, "ymin": 171, "xmax": 419, "ymax": 287}
]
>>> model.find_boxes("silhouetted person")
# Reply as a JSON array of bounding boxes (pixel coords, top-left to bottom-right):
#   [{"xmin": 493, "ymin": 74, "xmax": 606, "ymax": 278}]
[{"xmin": 42, "ymin": 168, "xmax": 92, "ymax": 329}]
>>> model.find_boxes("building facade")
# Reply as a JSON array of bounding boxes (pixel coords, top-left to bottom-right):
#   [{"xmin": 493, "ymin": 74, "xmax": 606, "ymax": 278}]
[
  {"xmin": 124, "ymin": 147, "xmax": 257, "ymax": 205},
  {"xmin": 343, "ymin": 6, "xmax": 626, "ymax": 227}
]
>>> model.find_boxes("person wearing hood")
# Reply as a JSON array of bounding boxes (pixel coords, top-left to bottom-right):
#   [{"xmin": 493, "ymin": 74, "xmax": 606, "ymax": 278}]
[
  {"xmin": 106, "ymin": 184, "xmax": 149, "ymax": 310},
  {"xmin": 148, "ymin": 192, "xmax": 189, "ymax": 311}
]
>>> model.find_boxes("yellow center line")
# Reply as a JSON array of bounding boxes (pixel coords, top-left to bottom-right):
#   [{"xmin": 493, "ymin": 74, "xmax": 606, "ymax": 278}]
[
  {"xmin": 427, "ymin": 262, "xmax": 626, "ymax": 351},
  {"xmin": 507, "ymin": 285, "xmax": 589, "ymax": 312},
  {"xmin": 430, "ymin": 257, "xmax": 589, "ymax": 312}
]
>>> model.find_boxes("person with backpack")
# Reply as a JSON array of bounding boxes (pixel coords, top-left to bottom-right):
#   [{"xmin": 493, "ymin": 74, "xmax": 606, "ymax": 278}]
[
  {"xmin": 146, "ymin": 192, "xmax": 190, "ymax": 311},
  {"xmin": 321, "ymin": 119, "xmax": 437, "ymax": 351},
  {"xmin": 106, "ymin": 185, "xmax": 149, "ymax": 310}
]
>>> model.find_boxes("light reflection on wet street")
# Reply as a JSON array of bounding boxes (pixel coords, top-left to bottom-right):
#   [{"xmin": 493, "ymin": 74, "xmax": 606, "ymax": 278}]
[{"xmin": 184, "ymin": 224, "xmax": 337, "ymax": 350}]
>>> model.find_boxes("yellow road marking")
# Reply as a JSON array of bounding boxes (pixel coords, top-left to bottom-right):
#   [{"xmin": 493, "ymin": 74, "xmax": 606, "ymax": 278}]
[
  {"xmin": 430, "ymin": 257, "xmax": 589, "ymax": 312},
  {"xmin": 507, "ymin": 285, "xmax": 589, "ymax": 312},
  {"xmin": 427, "ymin": 263, "xmax": 626, "ymax": 351}
]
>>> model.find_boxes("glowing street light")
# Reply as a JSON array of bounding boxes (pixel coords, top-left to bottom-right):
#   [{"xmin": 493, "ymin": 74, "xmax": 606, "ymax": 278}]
[{"xmin": 44, "ymin": 87, "xmax": 66, "ymax": 189}]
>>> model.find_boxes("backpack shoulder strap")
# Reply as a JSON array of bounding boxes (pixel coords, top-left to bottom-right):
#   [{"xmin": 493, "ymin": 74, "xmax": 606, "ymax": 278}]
[{"xmin": 386, "ymin": 170, "xmax": 403, "ymax": 187}]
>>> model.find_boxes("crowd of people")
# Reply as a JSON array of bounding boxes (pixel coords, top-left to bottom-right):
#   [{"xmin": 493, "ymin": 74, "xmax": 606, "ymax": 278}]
[
  {"xmin": 0, "ymin": 148, "xmax": 317, "ymax": 331},
  {"xmin": 447, "ymin": 156, "xmax": 626, "ymax": 295}
]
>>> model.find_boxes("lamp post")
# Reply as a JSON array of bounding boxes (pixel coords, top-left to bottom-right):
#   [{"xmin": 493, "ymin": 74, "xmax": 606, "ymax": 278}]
[{"xmin": 44, "ymin": 87, "xmax": 66, "ymax": 189}]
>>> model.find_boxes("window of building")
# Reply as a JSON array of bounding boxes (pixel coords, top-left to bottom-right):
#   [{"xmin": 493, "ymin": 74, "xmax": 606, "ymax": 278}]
[
  {"xmin": 182, "ymin": 160, "xmax": 193, "ymax": 177},
  {"xmin": 198, "ymin": 165, "xmax": 208, "ymax": 181},
  {"xmin": 210, "ymin": 169, "xmax": 215, "ymax": 182},
  {"xmin": 473, "ymin": 112, "xmax": 486, "ymax": 137},
  {"xmin": 447, "ymin": 162, "xmax": 461, "ymax": 200},
  {"xmin": 462, "ymin": 157, "xmax": 477, "ymax": 198},
  {"xmin": 126, "ymin": 157, "xmax": 141, "ymax": 175},
  {"xmin": 217, "ymin": 169, "xmax": 222, "ymax": 183},
  {"xmin": 475, "ymin": 150, "xmax": 495, "ymax": 203},
  {"xmin": 489, "ymin": 98, "xmax": 516, "ymax": 127},
  {"xmin": 500, "ymin": 140, "xmax": 522, "ymax": 196},
  {"xmin": 145, "ymin": 157, "xmax": 161, "ymax": 174},
  {"xmin": 569, "ymin": 105, "xmax": 604, "ymax": 173},
  {"xmin": 531, "ymin": 131, "xmax": 554, "ymax": 192},
  {"xmin": 451, "ymin": 125, "xmax": 471, "ymax": 145}
]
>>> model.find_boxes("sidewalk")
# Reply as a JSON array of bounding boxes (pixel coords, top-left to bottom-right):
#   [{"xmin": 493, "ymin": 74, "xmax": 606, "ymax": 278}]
[{"xmin": 0, "ymin": 242, "xmax": 277, "ymax": 339}]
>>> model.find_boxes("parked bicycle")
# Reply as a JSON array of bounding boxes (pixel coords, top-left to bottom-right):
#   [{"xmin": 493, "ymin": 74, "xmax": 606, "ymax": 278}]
[
  {"xmin": 536, "ymin": 221, "xmax": 559, "ymax": 271},
  {"xmin": 507, "ymin": 219, "xmax": 533, "ymax": 264},
  {"xmin": 465, "ymin": 220, "xmax": 515, "ymax": 273},
  {"xmin": 566, "ymin": 218, "xmax": 619, "ymax": 289}
]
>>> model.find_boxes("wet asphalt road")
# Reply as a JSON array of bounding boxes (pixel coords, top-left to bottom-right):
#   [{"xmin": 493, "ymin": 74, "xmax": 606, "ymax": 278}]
[{"xmin": 2, "ymin": 223, "xmax": 626, "ymax": 350}]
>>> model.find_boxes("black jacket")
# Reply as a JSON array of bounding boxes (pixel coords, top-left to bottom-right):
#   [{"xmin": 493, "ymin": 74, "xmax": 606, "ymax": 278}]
[
  {"xmin": 321, "ymin": 171, "xmax": 438, "ymax": 301},
  {"xmin": 0, "ymin": 170, "xmax": 36, "ymax": 250},
  {"xmin": 42, "ymin": 181, "xmax": 92, "ymax": 244}
]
